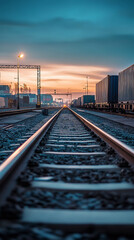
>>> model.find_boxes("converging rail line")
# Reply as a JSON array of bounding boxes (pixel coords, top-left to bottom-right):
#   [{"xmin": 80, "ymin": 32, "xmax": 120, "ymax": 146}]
[{"xmin": 0, "ymin": 107, "xmax": 134, "ymax": 239}]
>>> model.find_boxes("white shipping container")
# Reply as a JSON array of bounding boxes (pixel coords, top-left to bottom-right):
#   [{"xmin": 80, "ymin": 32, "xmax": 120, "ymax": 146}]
[
  {"xmin": 118, "ymin": 64, "xmax": 134, "ymax": 103},
  {"xmin": 96, "ymin": 76, "xmax": 108, "ymax": 103}
]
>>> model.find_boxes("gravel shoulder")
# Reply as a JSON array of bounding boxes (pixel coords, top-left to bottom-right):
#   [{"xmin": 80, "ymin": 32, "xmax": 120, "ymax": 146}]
[
  {"xmin": 0, "ymin": 109, "xmax": 58, "ymax": 164},
  {"xmin": 74, "ymin": 108, "xmax": 134, "ymax": 148}
]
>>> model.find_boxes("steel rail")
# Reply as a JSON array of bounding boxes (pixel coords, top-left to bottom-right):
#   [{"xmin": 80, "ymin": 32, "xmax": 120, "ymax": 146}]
[
  {"xmin": 0, "ymin": 108, "xmax": 62, "ymax": 184},
  {"xmin": 70, "ymin": 108, "xmax": 134, "ymax": 165}
]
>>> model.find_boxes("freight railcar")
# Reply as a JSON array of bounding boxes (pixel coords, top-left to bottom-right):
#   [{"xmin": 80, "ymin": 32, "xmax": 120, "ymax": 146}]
[
  {"xmin": 71, "ymin": 64, "xmax": 134, "ymax": 113},
  {"xmin": 96, "ymin": 75, "xmax": 118, "ymax": 108},
  {"xmin": 71, "ymin": 95, "xmax": 95, "ymax": 107},
  {"xmin": 81, "ymin": 95, "xmax": 95, "ymax": 106},
  {"xmin": 77, "ymin": 97, "xmax": 81, "ymax": 107},
  {"xmin": 118, "ymin": 64, "xmax": 134, "ymax": 111}
]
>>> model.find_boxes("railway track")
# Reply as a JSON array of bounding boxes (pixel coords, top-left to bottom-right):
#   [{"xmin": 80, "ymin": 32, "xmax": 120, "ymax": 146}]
[{"xmin": 0, "ymin": 107, "xmax": 134, "ymax": 239}]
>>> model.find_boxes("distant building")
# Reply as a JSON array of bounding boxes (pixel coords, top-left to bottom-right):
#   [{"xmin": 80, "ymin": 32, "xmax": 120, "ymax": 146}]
[
  {"xmin": 0, "ymin": 85, "xmax": 12, "ymax": 108},
  {"xmin": 29, "ymin": 94, "xmax": 37, "ymax": 104},
  {"xmin": 0, "ymin": 85, "xmax": 10, "ymax": 94},
  {"xmin": 0, "ymin": 94, "xmax": 16, "ymax": 108},
  {"xmin": 23, "ymin": 96, "xmax": 29, "ymax": 106},
  {"xmin": 41, "ymin": 94, "xmax": 53, "ymax": 104},
  {"xmin": 19, "ymin": 93, "xmax": 37, "ymax": 104}
]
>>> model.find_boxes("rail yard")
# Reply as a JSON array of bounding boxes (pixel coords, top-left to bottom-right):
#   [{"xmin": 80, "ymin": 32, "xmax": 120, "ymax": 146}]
[
  {"xmin": 0, "ymin": 64, "xmax": 134, "ymax": 240},
  {"xmin": 1, "ymin": 0, "xmax": 134, "ymax": 239},
  {"xmin": 0, "ymin": 107, "xmax": 134, "ymax": 240},
  {"xmin": 72, "ymin": 64, "xmax": 134, "ymax": 112}
]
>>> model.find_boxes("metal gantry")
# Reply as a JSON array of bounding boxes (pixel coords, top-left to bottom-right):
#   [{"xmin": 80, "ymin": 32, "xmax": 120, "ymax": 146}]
[
  {"xmin": 52, "ymin": 92, "xmax": 72, "ymax": 104},
  {"xmin": 0, "ymin": 64, "xmax": 41, "ymax": 108}
]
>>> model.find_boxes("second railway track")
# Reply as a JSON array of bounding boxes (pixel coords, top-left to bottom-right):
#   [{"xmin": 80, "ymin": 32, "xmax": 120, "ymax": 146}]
[{"xmin": 0, "ymin": 107, "xmax": 134, "ymax": 240}]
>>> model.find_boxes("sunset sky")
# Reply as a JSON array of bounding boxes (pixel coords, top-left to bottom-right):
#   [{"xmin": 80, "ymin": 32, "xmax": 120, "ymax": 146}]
[{"xmin": 0, "ymin": 0, "xmax": 134, "ymax": 98}]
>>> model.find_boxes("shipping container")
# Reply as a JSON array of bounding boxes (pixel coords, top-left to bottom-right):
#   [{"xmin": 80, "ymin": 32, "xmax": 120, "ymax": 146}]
[
  {"xmin": 81, "ymin": 95, "xmax": 95, "ymax": 105},
  {"xmin": 96, "ymin": 75, "xmax": 118, "ymax": 104},
  {"xmin": 77, "ymin": 97, "xmax": 81, "ymax": 106},
  {"xmin": 108, "ymin": 75, "xmax": 118, "ymax": 103},
  {"xmin": 118, "ymin": 64, "xmax": 134, "ymax": 103},
  {"xmin": 71, "ymin": 99, "xmax": 77, "ymax": 107},
  {"xmin": 0, "ymin": 97, "xmax": 5, "ymax": 107}
]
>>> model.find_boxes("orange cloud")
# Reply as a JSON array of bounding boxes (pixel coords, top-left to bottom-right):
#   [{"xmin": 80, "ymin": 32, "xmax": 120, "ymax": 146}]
[{"xmin": 0, "ymin": 63, "xmax": 112, "ymax": 97}]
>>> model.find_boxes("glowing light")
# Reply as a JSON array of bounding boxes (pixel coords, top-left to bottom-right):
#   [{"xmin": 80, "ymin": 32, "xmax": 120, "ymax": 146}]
[
  {"xmin": 18, "ymin": 53, "xmax": 24, "ymax": 58},
  {"xmin": 63, "ymin": 104, "xmax": 67, "ymax": 107}
]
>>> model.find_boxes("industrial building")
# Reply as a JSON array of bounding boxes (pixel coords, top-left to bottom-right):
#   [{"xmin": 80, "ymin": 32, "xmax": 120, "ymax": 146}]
[
  {"xmin": 0, "ymin": 85, "xmax": 12, "ymax": 108},
  {"xmin": 0, "ymin": 85, "xmax": 10, "ymax": 94},
  {"xmin": 41, "ymin": 94, "xmax": 53, "ymax": 105}
]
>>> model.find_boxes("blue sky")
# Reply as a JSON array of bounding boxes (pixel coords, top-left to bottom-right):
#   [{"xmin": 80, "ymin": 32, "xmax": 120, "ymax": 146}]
[
  {"xmin": 0, "ymin": 0, "xmax": 134, "ymax": 67},
  {"xmin": 0, "ymin": 0, "xmax": 134, "ymax": 95}
]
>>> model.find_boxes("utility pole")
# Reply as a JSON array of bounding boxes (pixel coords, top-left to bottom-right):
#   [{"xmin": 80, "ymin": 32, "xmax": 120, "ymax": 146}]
[
  {"xmin": 17, "ymin": 58, "xmax": 19, "ymax": 109},
  {"xmin": 17, "ymin": 53, "xmax": 24, "ymax": 109},
  {"xmin": 86, "ymin": 76, "xmax": 89, "ymax": 95},
  {"xmin": 83, "ymin": 87, "xmax": 86, "ymax": 95}
]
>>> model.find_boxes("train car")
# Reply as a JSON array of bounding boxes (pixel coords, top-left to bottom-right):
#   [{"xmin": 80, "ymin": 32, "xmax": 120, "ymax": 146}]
[
  {"xmin": 118, "ymin": 64, "xmax": 134, "ymax": 111},
  {"xmin": 96, "ymin": 75, "xmax": 118, "ymax": 108},
  {"xmin": 72, "ymin": 64, "xmax": 134, "ymax": 113},
  {"xmin": 77, "ymin": 97, "xmax": 81, "ymax": 106},
  {"xmin": 81, "ymin": 95, "xmax": 95, "ymax": 106},
  {"xmin": 71, "ymin": 95, "xmax": 95, "ymax": 108}
]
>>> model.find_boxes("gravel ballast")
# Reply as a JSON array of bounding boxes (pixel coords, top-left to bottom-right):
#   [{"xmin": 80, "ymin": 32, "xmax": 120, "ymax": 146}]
[
  {"xmin": 0, "ymin": 109, "xmax": 58, "ymax": 164},
  {"xmin": 1, "ymin": 108, "xmax": 134, "ymax": 240},
  {"xmin": 73, "ymin": 108, "xmax": 134, "ymax": 148}
]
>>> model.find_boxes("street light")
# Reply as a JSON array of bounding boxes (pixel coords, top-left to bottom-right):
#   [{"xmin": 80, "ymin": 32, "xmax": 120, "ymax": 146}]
[{"xmin": 17, "ymin": 53, "xmax": 24, "ymax": 109}]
